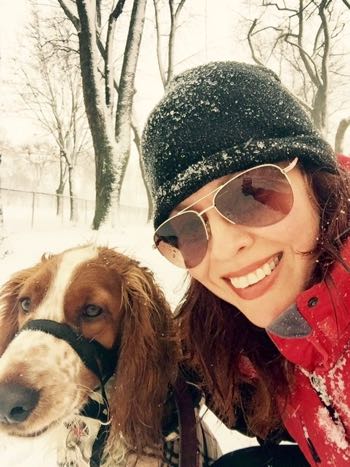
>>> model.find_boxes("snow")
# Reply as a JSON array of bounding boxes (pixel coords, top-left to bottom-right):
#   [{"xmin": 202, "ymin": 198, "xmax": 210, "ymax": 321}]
[
  {"xmin": 317, "ymin": 406, "xmax": 348, "ymax": 451},
  {"xmin": 0, "ymin": 222, "xmax": 256, "ymax": 466}
]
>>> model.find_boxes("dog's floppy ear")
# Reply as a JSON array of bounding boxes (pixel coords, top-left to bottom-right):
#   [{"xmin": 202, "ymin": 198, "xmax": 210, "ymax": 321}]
[
  {"xmin": 0, "ymin": 255, "xmax": 53, "ymax": 355},
  {"xmin": 0, "ymin": 266, "xmax": 37, "ymax": 355},
  {"xmin": 108, "ymin": 257, "xmax": 179, "ymax": 454}
]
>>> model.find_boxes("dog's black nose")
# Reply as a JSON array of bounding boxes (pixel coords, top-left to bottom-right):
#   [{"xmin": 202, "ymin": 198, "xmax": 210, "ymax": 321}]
[{"xmin": 0, "ymin": 383, "xmax": 39, "ymax": 423}]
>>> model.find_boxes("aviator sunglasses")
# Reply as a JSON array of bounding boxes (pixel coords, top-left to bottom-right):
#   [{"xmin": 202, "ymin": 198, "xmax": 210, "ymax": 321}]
[{"xmin": 153, "ymin": 158, "xmax": 298, "ymax": 269}]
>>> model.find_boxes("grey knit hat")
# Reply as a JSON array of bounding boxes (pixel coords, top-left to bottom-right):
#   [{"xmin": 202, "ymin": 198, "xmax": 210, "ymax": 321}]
[{"xmin": 141, "ymin": 61, "xmax": 336, "ymax": 229}]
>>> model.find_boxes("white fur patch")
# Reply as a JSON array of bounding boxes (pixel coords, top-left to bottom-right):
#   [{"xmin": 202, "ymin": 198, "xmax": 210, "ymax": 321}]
[{"xmin": 36, "ymin": 246, "xmax": 98, "ymax": 321}]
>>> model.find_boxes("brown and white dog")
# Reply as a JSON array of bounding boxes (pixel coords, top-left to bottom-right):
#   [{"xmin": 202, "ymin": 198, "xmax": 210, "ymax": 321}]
[{"xmin": 0, "ymin": 245, "xmax": 181, "ymax": 466}]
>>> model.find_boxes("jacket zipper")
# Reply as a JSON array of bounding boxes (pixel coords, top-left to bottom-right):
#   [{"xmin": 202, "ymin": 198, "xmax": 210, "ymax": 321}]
[{"xmin": 302, "ymin": 424, "xmax": 321, "ymax": 464}]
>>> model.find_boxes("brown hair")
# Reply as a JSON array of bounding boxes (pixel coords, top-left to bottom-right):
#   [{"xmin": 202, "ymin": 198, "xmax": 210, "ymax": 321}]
[{"xmin": 176, "ymin": 161, "xmax": 350, "ymax": 439}]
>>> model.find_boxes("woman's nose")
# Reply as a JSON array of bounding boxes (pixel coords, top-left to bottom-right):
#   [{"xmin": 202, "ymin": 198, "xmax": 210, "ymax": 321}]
[{"xmin": 206, "ymin": 209, "xmax": 254, "ymax": 260}]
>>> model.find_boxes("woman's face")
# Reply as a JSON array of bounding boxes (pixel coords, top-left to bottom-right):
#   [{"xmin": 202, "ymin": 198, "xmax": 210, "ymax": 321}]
[{"xmin": 174, "ymin": 163, "xmax": 320, "ymax": 328}]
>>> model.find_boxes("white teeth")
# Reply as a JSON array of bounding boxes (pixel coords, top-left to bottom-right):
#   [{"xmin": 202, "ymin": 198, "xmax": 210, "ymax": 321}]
[
  {"xmin": 255, "ymin": 268, "xmax": 265, "ymax": 281},
  {"xmin": 236, "ymin": 276, "xmax": 249, "ymax": 288},
  {"xmin": 229, "ymin": 256, "xmax": 280, "ymax": 289},
  {"xmin": 247, "ymin": 272, "xmax": 257, "ymax": 285}
]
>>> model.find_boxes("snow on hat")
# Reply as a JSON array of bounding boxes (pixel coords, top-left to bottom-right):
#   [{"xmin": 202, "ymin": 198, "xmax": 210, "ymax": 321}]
[{"xmin": 141, "ymin": 61, "xmax": 336, "ymax": 229}]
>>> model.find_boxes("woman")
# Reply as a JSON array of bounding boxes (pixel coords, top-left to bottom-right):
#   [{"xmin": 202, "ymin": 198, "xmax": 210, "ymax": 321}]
[{"xmin": 141, "ymin": 61, "xmax": 350, "ymax": 466}]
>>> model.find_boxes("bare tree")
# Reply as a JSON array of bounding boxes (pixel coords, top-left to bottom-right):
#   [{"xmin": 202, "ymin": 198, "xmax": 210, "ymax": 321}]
[
  {"xmin": 58, "ymin": 0, "xmax": 147, "ymax": 228},
  {"xmin": 246, "ymin": 0, "xmax": 350, "ymax": 139},
  {"xmin": 21, "ymin": 143, "xmax": 57, "ymax": 185},
  {"xmin": 19, "ymin": 10, "xmax": 90, "ymax": 221},
  {"xmin": 153, "ymin": 0, "xmax": 187, "ymax": 88}
]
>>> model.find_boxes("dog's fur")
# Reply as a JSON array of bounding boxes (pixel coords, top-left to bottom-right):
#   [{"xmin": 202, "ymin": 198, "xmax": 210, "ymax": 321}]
[{"xmin": 0, "ymin": 245, "xmax": 179, "ymax": 466}]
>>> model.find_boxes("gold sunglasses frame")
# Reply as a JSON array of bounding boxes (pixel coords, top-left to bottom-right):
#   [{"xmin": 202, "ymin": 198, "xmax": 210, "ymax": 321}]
[{"xmin": 154, "ymin": 157, "xmax": 298, "ymax": 266}]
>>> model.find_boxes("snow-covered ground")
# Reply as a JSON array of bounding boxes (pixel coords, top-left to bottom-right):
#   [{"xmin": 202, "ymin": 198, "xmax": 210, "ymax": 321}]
[{"xmin": 0, "ymin": 222, "xmax": 257, "ymax": 466}]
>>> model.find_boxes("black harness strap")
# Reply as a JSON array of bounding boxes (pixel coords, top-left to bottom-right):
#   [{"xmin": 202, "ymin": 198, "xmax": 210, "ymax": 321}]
[
  {"xmin": 21, "ymin": 319, "xmax": 116, "ymax": 381},
  {"xmin": 80, "ymin": 388, "xmax": 110, "ymax": 467},
  {"xmin": 80, "ymin": 394, "xmax": 110, "ymax": 467},
  {"xmin": 173, "ymin": 375, "xmax": 199, "ymax": 467},
  {"xmin": 89, "ymin": 422, "xmax": 110, "ymax": 467}
]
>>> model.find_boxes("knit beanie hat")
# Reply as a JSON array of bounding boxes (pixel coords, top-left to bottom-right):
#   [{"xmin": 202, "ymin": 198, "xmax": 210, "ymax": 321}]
[{"xmin": 141, "ymin": 61, "xmax": 336, "ymax": 229}]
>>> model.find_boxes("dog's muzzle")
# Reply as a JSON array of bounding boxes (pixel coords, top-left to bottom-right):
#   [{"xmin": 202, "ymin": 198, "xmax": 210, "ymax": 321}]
[{"xmin": 18, "ymin": 319, "xmax": 118, "ymax": 467}]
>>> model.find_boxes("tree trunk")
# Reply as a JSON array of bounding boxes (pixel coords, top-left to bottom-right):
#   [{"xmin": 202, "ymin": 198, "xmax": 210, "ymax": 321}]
[
  {"xmin": 68, "ymin": 164, "xmax": 78, "ymax": 222},
  {"xmin": 112, "ymin": 0, "xmax": 147, "ymax": 209},
  {"xmin": 132, "ymin": 125, "xmax": 153, "ymax": 222},
  {"xmin": 76, "ymin": 0, "xmax": 117, "ymax": 230},
  {"xmin": 311, "ymin": 85, "xmax": 328, "ymax": 136},
  {"xmin": 56, "ymin": 185, "xmax": 65, "ymax": 217},
  {"xmin": 335, "ymin": 117, "xmax": 350, "ymax": 154},
  {"xmin": 56, "ymin": 151, "xmax": 67, "ymax": 216},
  {"xmin": 60, "ymin": 0, "xmax": 148, "ymax": 228}
]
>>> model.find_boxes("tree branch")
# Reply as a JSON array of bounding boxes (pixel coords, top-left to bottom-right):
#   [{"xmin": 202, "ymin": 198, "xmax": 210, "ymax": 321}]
[
  {"xmin": 57, "ymin": 0, "xmax": 80, "ymax": 30},
  {"xmin": 105, "ymin": 0, "xmax": 127, "ymax": 110},
  {"xmin": 318, "ymin": 0, "xmax": 330, "ymax": 91},
  {"xmin": 296, "ymin": 1, "xmax": 321, "ymax": 87},
  {"xmin": 247, "ymin": 19, "xmax": 265, "ymax": 67},
  {"xmin": 153, "ymin": 0, "xmax": 166, "ymax": 87}
]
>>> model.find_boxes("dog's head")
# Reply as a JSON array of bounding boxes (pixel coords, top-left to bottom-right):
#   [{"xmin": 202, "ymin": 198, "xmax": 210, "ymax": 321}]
[{"xmin": 0, "ymin": 245, "xmax": 178, "ymax": 453}]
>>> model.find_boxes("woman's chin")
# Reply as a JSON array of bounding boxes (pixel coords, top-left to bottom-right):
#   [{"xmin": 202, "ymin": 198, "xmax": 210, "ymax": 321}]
[{"xmin": 240, "ymin": 299, "xmax": 292, "ymax": 329}]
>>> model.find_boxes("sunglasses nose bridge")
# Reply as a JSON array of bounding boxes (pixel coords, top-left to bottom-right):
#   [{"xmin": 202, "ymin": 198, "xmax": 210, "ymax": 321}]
[
  {"xmin": 198, "ymin": 204, "xmax": 215, "ymax": 240},
  {"xmin": 198, "ymin": 203, "xmax": 239, "ymax": 246},
  {"xmin": 198, "ymin": 204, "xmax": 214, "ymax": 217}
]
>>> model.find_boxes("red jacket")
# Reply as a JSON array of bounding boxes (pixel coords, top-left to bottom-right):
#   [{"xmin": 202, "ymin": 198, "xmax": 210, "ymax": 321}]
[{"xmin": 267, "ymin": 239, "xmax": 350, "ymax": 465}]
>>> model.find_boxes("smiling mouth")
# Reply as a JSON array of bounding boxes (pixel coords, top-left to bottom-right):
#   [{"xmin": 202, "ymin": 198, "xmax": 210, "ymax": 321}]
[{"xmin": 229, "ymin": 253, "xmax": 283, "ymax": 289}]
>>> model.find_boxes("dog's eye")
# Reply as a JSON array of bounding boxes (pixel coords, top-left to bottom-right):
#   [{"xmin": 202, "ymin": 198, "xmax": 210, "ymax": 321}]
[
  {"xmin": 82, "ymin": 304, "xmax": 103, "ymax": 319},
  {"xmin": 19, "ymin": 297, "xmax": 31, "ymax": 313}
]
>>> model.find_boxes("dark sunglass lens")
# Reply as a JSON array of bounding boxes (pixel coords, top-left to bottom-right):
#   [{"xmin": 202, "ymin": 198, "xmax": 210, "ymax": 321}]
[
  {"xmin": 154, "ymin": 232, "xmax": 185, "ymax": 268},
  {"xmin": 154, "ymin": 212, "xmax": 208, "ymax": 268},
  {"xmin": 215, "ymin": 166, "xmax": 294, "ymax": 227}
]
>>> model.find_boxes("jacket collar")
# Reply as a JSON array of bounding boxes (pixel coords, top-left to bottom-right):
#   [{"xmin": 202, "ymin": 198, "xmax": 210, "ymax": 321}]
[{"xmin": 267, "ymin": 238, "xmax": 350, "ymax": 370}]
